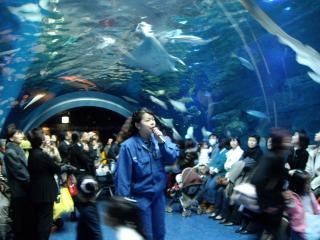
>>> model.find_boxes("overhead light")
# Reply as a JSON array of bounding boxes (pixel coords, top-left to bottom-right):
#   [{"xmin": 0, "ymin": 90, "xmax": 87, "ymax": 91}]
[{"xmin": 61, "ymin": 116, "xmax": 69, "ymax": 124}]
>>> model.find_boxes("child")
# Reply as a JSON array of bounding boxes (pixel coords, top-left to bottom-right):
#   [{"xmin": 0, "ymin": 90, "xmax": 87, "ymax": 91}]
[
  {"xmin": 76, "ymin": 175, "xmax": 102, "ymax": 240},
  {"xmin": 286, "ymin": 170, "xmax": 320, "ymax": 240},
  {"xmin": 105, "ymin": 196, "xmax": 145, "ymax": 240},
  {"xmin": 196, "ymin": 142, "xmax": 212, "ymax": 166}
]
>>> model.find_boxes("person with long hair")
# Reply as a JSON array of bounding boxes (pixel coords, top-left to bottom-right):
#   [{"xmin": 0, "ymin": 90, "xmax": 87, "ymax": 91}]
[
  {"xmin": 251, "ymin": 128, "xmax": 292, "ymax": 239},
  {"xmin": 114, "ymin": 107, "xmax": 179, "ymax": 240}
]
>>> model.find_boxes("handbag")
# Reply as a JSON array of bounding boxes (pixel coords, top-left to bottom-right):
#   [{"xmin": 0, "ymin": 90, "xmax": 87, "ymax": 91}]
[
  {"xmin": 67, "ymin": 175, "xmax": 78, "ymax": 197},
  {"xmin": 53, "ymin": 187, "xmax": 74, "ymax": 220},
  {"xmin": 231, "ymin": 182, "xmax": 260, "ymax": 212}
]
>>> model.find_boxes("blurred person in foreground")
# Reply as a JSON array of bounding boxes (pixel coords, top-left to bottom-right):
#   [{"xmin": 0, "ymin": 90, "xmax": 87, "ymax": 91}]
[
  {"xmin": 76, "ymin": 175, "xmax": 102, "ymax": 240},
  {"xmin": 105, "ymin": 196, "xmax": 145, "ymax": 240},
  {"xmin": 114, "ymin": 107, "xmax": 180, "ymax": 240},
  {"xmin": 251, "ymin": 128, "xmax": 292, "ymax": 240}
]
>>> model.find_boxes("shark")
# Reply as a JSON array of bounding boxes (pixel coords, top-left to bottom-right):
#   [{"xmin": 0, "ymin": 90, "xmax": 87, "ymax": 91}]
[
  {"xmin": 240, "ymin": 0, "xmax": 320, "ymax": 84},
  {"xmin": 123, "ymin": 22, "xmax": 186, "ymax": 76}
]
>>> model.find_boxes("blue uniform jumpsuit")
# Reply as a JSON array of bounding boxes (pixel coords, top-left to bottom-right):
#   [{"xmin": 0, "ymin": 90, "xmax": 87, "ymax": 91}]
[{"xmin": 115, "ymin": 134, "xmax": 179, "ymax": 240}]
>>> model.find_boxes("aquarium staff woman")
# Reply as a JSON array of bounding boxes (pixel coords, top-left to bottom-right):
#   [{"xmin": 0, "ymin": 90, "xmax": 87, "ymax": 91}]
[{"xmin": 115, "ymin": 108, "xmax": 179, "ymax": 240}]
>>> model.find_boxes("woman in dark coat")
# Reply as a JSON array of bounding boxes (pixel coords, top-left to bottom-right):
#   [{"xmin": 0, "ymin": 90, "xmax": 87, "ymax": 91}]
[
  {"xmin": 251, "ymin": 128, "xmax": 292, "ymax": 240},
  {"xmin": 27, "ymin": 128, "xmax": 72, "ymax": 240}
]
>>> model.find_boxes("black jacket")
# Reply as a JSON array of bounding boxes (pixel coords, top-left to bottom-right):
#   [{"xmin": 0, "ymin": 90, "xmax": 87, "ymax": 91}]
[
  {"xmin": 4, "ymin": 142, "xmax": 29, "ymax": 198},
  {"xmin": 58, "ymin": 140, "xmax": 71, "ymax": 164},
  {"xmin": 28, "ymin": 148, "xmax": 61, "ymax": 203},
  {"xmin": 251, "ymin": 151, "xmax": 286, "ymax": 210},
  {"xmin": 287, "ymin": 148, "xmax": 309, "ymax": 170},
  {"xmin": 69, "ymin": 143, "xmax": 91, "ymax": 174}
]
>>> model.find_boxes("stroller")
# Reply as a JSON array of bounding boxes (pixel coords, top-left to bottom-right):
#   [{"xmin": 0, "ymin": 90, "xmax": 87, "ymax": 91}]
[
  {"xmin": 166, "ymin": 167, "xmax": 203, "ymax": 217},
  {"xmin": 95, "ymin": 163, "xmax": 114, "ymax": 200}
]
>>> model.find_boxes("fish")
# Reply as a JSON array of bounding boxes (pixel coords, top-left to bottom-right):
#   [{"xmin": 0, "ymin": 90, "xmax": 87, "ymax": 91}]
[
  {"xmin": 185, "ymin": 126, "xmax": 194, "ymax": 139},
  {"xmin": 157, "ymin": 29, "xmax": 183, "ymax": 43},
  {"xmin": 59, "ymin": 76, "xmax": 97, "ymax": 88},
  {"xmin": 177, "ymin": 97, "xmax": 193, "ymax": 103},
  {"xmin": 179, "ymin": 20, "xmax": 188, "ymax": 25},
  {"xmin": 149, "ymin": 96, "xmax": 168, "ymax": 110},
  {"xmin": 169, "ymin": 35, "xmax": 219, "ymax": 45},
  {"xmin": 0, "ymin": 109, "xmax": 3, "ymax": 115},
  {"xmin": 169, "ymin": 98, "xmax": 187, "ymax": 112},
  {"xmin": 210, "ymin": 113, "xmax": 228, "ymax": 121},
  {"xmin": 121, "ymin": 96, "xmax": 139, "ymax": 104},
  {"xmin": 96, "ymin": 36, "xmax": 116, "ymax": 49},
  {"xmin": 172, "ymin": 128, "xmax": 183, "ymax": 141},
  {"xmin": 123, "ymin": 22, "xmax": 185, "ymax": 76},
  {"xmin": 31, "ymin": 44, "xmax": 47, "ymax": 53},
  {"xmin": 8, "ymin": 4, "xmax": 42, "ymax": 22},
  {"xmin": 99, "ymin": 18, "xmax": 114, "ymax": 27},
  {"xmin": 158, "ymin": 117, "xmax": 174, "ymax": 129},
  {"xmin": 239, "ymin": 0, "xmax": 320, "ymax": 84},
  {"xmin": 23, "ymin": 93, "xmax": 46, "ymax": 110},
  {"xmin": 0, "ymin": 48, "xmax": 21, "ymax": 57},
  {"xmin": 245, "ymin": 110, "xmax": 269, "ymax": 119},
  {"xmin": 308, "ymin": 72, "xmax": 320, "ymax": 84},
  {"xmin": 144, "ymin": 89, "xmax": 166, "ymax": 96},
  {"xmin": 231, "ymin": 53, "xmax": 254, "ymax": 71},
  {"xmin": 201, "ymin": 127, "xmax": 212, "ymax": 139},
  {"xmin": 0, "ymin": 86, "xmax": 3, "ymax": 91}
]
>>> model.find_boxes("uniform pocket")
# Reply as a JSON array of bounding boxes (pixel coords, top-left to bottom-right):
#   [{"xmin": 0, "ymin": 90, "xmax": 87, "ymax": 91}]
[{"xmin": 133, "ymin": 157, "xmax": 151, "ymax": 178}]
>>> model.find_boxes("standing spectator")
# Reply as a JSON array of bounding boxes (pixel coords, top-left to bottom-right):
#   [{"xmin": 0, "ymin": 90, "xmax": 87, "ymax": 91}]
[
  {"xmin": 115, "ymin": 108, "xmax": 179, "ymax": 240},
  {"xmin": 4, "ymin": 125, "xmax": 29, "ymax": 240},
  {"xmin": 69, "ymin": 132, "xmax": 91, "ymax": 176},
  {"xmin": 43, "ymin": 134, "xmax": 61, "ymax": 164},
  {"xmin": 251, "ymin": 128, "xmax": 292, "ymax": 239},
  {"xmin": 58, "ymin": 131, "xmax": 72, "ymax": 164},
  {"xmin": 27, "ymin": 128, "xmax": 70, "ymax": 240}
]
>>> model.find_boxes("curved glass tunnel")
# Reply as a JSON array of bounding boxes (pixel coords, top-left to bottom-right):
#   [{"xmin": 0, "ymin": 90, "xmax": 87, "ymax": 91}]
[{"xmin": 0, "ymin": 0, "xmax": 320, "ymax": 140}]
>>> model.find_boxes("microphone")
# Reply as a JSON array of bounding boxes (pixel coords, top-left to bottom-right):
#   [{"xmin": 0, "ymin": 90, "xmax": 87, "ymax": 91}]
[
  {"xmin": 152, "ymin": 127, "xmax": 166, "ymax": 143},
  {"xmin": 158, "ymin": 135, "xmax": 166, "ymax": 143}
]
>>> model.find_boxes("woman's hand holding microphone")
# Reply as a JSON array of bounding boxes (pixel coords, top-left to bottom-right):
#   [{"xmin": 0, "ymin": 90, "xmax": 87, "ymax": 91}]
[{"xmin": 152, "ymin": 127, "xmax": 166, "ymax": 144}]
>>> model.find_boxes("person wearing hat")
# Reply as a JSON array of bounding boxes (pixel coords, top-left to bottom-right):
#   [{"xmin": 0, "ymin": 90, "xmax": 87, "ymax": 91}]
[
  {"xmin": 76, "ymin": 175, "xmax": 102, "ymax": 240},
  {"xmin": 4, "ymin": 124, "xmax": 30, "ymax": 240}
]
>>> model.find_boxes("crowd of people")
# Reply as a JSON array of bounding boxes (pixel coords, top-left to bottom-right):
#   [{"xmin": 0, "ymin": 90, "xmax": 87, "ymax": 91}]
[{"xmin": 0, "ymin": 107, "xmax": 320, "ymax": 240}]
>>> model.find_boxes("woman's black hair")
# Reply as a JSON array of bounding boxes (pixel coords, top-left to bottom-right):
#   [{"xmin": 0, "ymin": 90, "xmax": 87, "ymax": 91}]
[
  {"xmin": 269, "ymin": 128, "xmax": 291, "ymax": 151},
  {"xmin": 105, "ymin": 196, "xmax": 145, "ymax": 239},
  {"xmin": 218, "ymin": 138, "xmax": 230, "ymax": 150},
  {"xmin": 297, "ymin": 130, "xmax": 310, "ymax": 150},
  {"xmin": 27, "ymin": 128, "xmax": 44, "ymax": 148},
  {"xmin": 230, "ymin": 137, "xmax": 241, "ymax": 146},
  {"xmin": 71, "ymin": 131, "xmax": 80, "ymax": 144},
  {"xmin": 288, "ymin": 170, "xmax": 310, "ymax": 195},
  {"xmin": 117, "ymin": 107, "xmax": 155, "ymax": 142}
]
